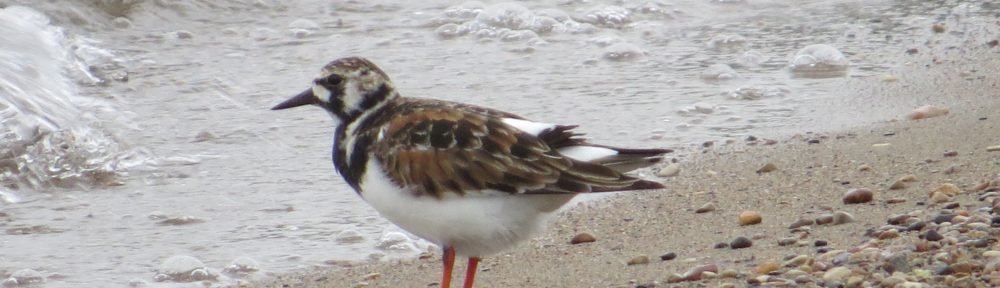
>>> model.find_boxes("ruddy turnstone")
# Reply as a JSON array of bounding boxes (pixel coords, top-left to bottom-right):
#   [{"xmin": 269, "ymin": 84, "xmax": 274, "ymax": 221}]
[{"xmin": 272, "ymin": 57, "xmax": 671, "ymax": 287}]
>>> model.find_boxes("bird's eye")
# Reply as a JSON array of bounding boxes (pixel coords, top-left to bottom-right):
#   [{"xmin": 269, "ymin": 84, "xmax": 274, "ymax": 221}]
[{"xmin": 315, "ymin": 74, "xmax": 342, "ymax": 86}]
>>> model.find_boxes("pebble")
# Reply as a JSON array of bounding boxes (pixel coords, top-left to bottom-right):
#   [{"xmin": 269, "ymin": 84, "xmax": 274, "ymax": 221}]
[
  {"xmin": 788, "ymin": 218, "xmax": 814, "ymax": 229},
  {"xmin": 660, "ymin": 252, "xmax": 677, "ymax": 261},
  {"xmin": 924, "ymin": 229, "xmax": 943, "ymax": 241},
  {"xmin": 900, "ymin": 174, "xmax": 917, "ymax": 182},
  {"xmin": 988, "ymin": 145, "xmax": 1000, "ymax": 152},
  {"xmin": 714, "ymin": 242, "xmax": 729, "ymax": 249},
  {"xmin": 669, "ymin": 264, "xmax": 719, "ymax": 283},
  {"xmin": 657, "ymin": 163, "xmax": 681, "ymax": 177},
  {"xmin": 930, "ymin": 191, "xmax": 951, "ymax": 203},
  {"xmin": 814, "ymin": 240, "xmax": 828, "ymax": 247},
  {"xmin": 731, "ymin": 236, "xmax": 753, "ymax": 249},
  {"xmin": 784, "ymin": 255, "xmax": 811, "ymax": 267},
  {"xmin": 983, "ymin": 251, "xmax": 1000, "ymax": 258},
  {"xmin": 943, "ymin": 150, "xmax": 958, "ymax": 157},
  {"xmin": 823, "ymin": 266, "xmax": 852, "ymax": 281},
  {"xmin": 627, "ymin": 255, "xmax": 649, "ymax": 265},
  {"xmin": 757, "ymin": 163, "xmax": 778, "ymax": 174},
  {"xmin": 570, "ymin": 233, "xmax": 596, "ymax": 244},
  {"xmin": 695, "ymin": 203, "xmax": 717, "ymax": 213},
  {"xmin": 858, "ymin": 164, "xmax": 872, "ymax": 171},
  {"xmin": 878, "ymin": 229, "xmax": 900, "ymax": 239},
  {"xmin": 932, "ymin": 183, "xmax": 960, "ymax": 196},
  {"xmin": 815, "ymin": 214, "xmax": 834, "ymax": 225},
  {"xmin": 777, "ymin": 238, "xmax": 797, "ymax": 246},
  {"xmin": 739, "ymin": 211, "xmax": 763, "ymax": 226},
  {"xmin": 756, "ymin": 262, "xmax": 780, "ymax": 274},
  {"xmin": 889, "ymin": 180, "xmax": 907, "ymax": 190},
  {"xmin": 906, "ymin": 105, "xmax": 949, "ymax": 120},
  {"xmin": 932, "ymin": 23, "xmax": 946, "ymax": 33},
  {"xmin": 720, "ymin": 269, "xmax": 738, "ymax": 278},
  {"xmin": 842, "ymin": 188, "xmax": 873, "ymax": 204},
  {"xmin": 832, "ymin": 211, "xmax": 855, "ymax": 225},
  {"xmin": 886, "ymin": 198, "xmax": 907, "ymax": 204}
]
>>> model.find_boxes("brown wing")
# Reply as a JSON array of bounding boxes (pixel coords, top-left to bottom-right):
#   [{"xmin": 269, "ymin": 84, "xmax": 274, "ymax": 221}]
[{"xmin": 373, "ymin": 105, "xmax": 658, "ymax": 198}]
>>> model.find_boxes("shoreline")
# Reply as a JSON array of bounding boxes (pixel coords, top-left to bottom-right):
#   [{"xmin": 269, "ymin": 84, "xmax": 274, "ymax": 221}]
[{"xmin": 241, "ymin": 45, "xmax": 1000, "ymax": 287}]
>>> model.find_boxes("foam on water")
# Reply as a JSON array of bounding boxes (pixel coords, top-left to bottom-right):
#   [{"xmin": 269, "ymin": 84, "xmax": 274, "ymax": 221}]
[{"xmin": 0, "ymin": 6, "xmax": 145, "ymax": 196}]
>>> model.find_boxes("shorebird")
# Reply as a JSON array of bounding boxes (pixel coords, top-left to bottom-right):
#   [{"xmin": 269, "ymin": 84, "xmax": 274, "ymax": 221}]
[{"xmin": 272, "ymin": 57, "xmax": 669, "ymax": 287}]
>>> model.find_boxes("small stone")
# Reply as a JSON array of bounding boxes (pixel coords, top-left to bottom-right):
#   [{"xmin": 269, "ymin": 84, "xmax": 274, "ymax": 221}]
[
  {"xmin": 714, "ymin": 242, "xmax": 729, "ymax": 249},
  {"xmin": 678, "ymin": 264, "xmax": 719, "ymax": 282},
  {"xmin": 932, "ymin": 183, "xmax": 960, "ymax": 196},
  {"xmin": 627, "ymin": 255, "xmax": 650, "ymax": 265},
  {"xmin": 788, "ymin": 218, "xmax": 814, "ymax": 229},
  {"xmin": 361, "ymin": 272, "xmax": 381, "ymax": 281},
  {"xmin": 815, "ymin": 214, "xmax": 834, "ymax": 225},
  {"xmin": 900, "ymin": 175, "xmax": 917, "ymax": 182},
  {"xmin": 823, "ymin": 266, "xmax": 852, "ymax": 281},
  {"xmin": 570, "ymin": 233, "xmax": 596, "ymax": 244},
  {"xmin": 943, "ymin": 150, "xmax": 958, "ymax": 157},
  {"xmin": 983, "ymin": 251, "xmax": 1000, "ymax": 258},
  {"xmin": 878, "ymin": 229, "xmax": 900, "ymax": 239},
  {"xmin": 906, "ymin": 105, "xmax": 949, "ymax": 120},
  {"xmin": 942, "ymin": 202, "xmax": 959, "ymax": 209},
  {"xmin": 842, "ymin": 188, "xmax": 873, "ymax": 204},
  {"xmin": 731, "ymin": 236, "xmax": 753, "ymax": 249},
  {"xmin": 756, "ymin": 262, "xmax": 780, "ymax": 274},
  {"xmin": 739, "ymin": 211, "xmax": 763, "ymax": 226},
  {"xmin": 783, "ymin": 255, "xmax": 811, "ymax": 267},
  {"xmin": 757, "ymin": 163, "xmax": 778, "ymax": 174},
  {"xmin": 657, "ymin": 163, "xmax": 681, "ymax": 177},
  {"xmin": 695, "ymin": 203, "xmax": 717, "ymax": 213},
  {"xmin": 932, "ymin": 23, "xmax": 946, "ymax": 33},
  {"xmin": 889, "ymin": 180, "xmax": 907, "ymax": 190},
  {"xmin": 924, "ymin": 229, "xmax": 943, "ymax": 241},
  {"xmin": 814, "ymin": 240, "xmax": 828, "ymax": 247},
  {"xmin": 660, "ymin": 252, "xmax": 677, "ymax": 261},
  {"xmin": 777, "ymin": 238, "xmax": 797, "ymax": 246},
  {"xmin": 886, "ymin": 198, "xmax": 907, "ymax": 204},
  {"xmin": 987, "ymin": 145, "xmax": 1000, "ymax": 152},
  {"xmin": 858, "ymin": 164, "xmax": 872, "ymax": 171},
  {"xmin": 932, "ymin": 214, "xmax": 956, "ymax": 224},
  {"xmin": 930, "ymin": 191, "xmax": 951, "ymax": 203},
  {"xmin": 720, "ymin": 269, "xmax": 738, "ymax": 278},
  {"xmin": 174, "ymin": 30, "xmax": 194, "ymax": 39}
]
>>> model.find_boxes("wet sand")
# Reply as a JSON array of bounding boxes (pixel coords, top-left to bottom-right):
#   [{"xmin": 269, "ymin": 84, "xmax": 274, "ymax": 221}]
[{"xmin": 243, "ymin": 42, "xmax": 1000, "ymax": 287}]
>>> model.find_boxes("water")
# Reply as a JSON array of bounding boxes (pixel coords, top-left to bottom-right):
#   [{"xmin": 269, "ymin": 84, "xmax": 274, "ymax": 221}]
[{"xmin": 0, "ymin": 0, "xmax": 997, "ymax": 286}]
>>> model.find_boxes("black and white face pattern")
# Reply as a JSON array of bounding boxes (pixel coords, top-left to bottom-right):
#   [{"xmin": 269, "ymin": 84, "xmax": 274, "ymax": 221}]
[{"xmin": 312, "ymin": 57, "xmax": 398, "ymax": 121}]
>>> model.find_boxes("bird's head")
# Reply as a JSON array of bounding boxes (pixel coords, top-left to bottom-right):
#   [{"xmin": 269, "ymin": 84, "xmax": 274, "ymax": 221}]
[{"xmin": 272, "ymin": 57, "xmax": 397, "ymax": 121}]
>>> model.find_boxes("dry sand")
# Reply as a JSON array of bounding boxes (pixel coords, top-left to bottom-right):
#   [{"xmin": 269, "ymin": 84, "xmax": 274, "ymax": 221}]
[{"xmin": 240, "ymin": 41, "xmax": 1000, "ymax": 287}]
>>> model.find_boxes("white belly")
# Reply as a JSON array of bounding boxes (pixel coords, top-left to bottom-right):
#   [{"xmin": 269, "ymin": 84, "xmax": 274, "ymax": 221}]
[{"xmin": 359, "ymin": 159, "xmax": 574, "ymax": 257}]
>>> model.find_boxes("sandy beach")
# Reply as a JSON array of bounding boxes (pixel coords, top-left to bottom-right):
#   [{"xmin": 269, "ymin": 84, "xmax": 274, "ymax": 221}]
[{"xmin": 242, "ymin": 33, "xmax": 1000, "ymax": 288}]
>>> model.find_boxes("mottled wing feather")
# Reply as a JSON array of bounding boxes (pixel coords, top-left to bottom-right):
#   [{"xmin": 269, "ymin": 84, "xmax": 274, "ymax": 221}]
[{"xmin": 374, "ymin": 102, "xmax": 650, "ymax": 198}]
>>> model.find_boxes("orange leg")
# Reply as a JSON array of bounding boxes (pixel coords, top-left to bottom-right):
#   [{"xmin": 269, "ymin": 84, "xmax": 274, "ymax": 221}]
[
  {"xmin": 441, "ymin": 247, "xmax": 456, "ymax": 288},
  {"xmin": 463, "ymin": 257, "xmax": 481, "ymax": 288}
]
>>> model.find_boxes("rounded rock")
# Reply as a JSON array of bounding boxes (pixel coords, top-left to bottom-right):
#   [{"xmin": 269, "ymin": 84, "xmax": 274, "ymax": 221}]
[
  {"xmin": 757, "ymin": 163, "xmax": 778, "ymax": 174},
  {"xmin": 570, "ymin": 232, "xmax": 597, "ymax": 244},
  {"xmin": 695, "ymin": 202, "xmax": 717, "ymax": 213},
  {"xmin": 627, "ymin": 255, "xmax": 650, "ymax": 265},
  {"xmin": 831, "ymin": 211, "xmax": 856, "ymax": 225},
  {"xmin": 731, "ymin": 236, "xmax": 753, "ymax": 249},
  {"xmin": 756, "ymin": 262, "xmax": 780, "ymax": 274},
  {"xmin": 660, "ymin": 252, "xmax": 677, "ymax": 261},
  {"xmin": 822, "ymin": 266, "xmax": 852, "ymax": 281},
  {"xmin": 842, "ymin": 188, "xmax": 873, "ymax": 204},
  {"xmin": 739, "ymin": 211, "xmax": 763, "ymax": 226},
  {"xmin": 657, "ymin": 163, "xmax": 681, "ymax": 177}
]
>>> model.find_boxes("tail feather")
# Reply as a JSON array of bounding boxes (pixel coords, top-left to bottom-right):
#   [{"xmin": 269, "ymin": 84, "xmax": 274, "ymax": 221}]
[{"xmin": 559, "ymin": 145, "xmax": 672, "ymax": 173}]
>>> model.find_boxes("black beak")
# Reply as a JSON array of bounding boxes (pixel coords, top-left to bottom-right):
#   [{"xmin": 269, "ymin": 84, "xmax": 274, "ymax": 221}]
[{"xmin": 271, "ymin": 89, "xmax": 316, "ymax": 110}]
